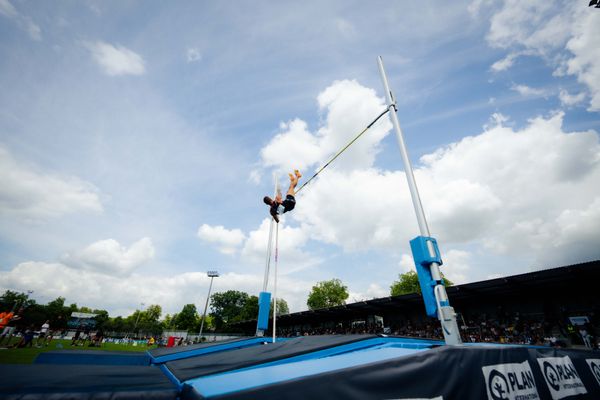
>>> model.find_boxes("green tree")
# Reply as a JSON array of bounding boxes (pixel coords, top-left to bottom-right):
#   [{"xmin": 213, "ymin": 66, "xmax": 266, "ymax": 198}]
[
  {"xmin": 45, "ymin": 297, "xmax": 70, "ymax": 329},
  {"xmin": 209, "ymin": 290, "xmax": 250, "ymax": 330},
  {"xmin": 135, "ymin": 304, "xmax": 163, "ymax": 335},
  {"xmin": 67, "ymin": 303, "xmax": 78, "ymax": 316},
  {"xmin": 107, "ymin": 316, "xmax": 125, "ymax": 333},
  {"xmin": 307, "ymin": 279, "xmax": 349, "ymax": 310},
  {"xmin": 272, "ymin": 298, "xmax": 289, "ymax": 316},
  {"xmin": 0, "ymin": 290, "xmax": 35, "ymax": 311},
  {"xmin": 239, "ymin": 295, "xmax": 258, "ymax": 322},
  {"xmin": 162, "ymin": 314, "xmax": 174, "ymax": 330},
  {"xmin": 92, "ymin": 309, "xmax": 110, "ymax": 329},
  {"xmin": 173, "ymin": 304, "xmax": 199, "ymax": 331},
  {"xmin": 144, "ymin": 305, "xmax": 162, "ymax": 322},
  {"xmin": 390, "ymin": 270, "xmax": 454, "ymax": 296}
]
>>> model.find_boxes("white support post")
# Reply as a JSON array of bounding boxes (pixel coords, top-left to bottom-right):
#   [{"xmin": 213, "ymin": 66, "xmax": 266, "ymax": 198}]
[
  {"xmin": 257, "ymin": 176, "xmax": 279, "ymax": 337},
  {"xmin": 261, "ymin": 177, "xmax": 279, "ymax": 292},
  {"xmin": 272, "ymin": 223, "xmax": 279, "ymax": 343},
  {"xmin": 377, "ymin": 56, "xmax": 462, "ymax": 345}
]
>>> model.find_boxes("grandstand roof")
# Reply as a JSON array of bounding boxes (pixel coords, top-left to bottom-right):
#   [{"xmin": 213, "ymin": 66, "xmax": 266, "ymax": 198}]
[{"xmin": 232, "ymin": 260, "xmax": 600, "ymax": 329}]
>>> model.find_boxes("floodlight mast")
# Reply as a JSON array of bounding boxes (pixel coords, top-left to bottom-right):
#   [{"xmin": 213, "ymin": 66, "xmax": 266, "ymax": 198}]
[
  {"xmin": 199, "ymin": 271, "xmax": 219, "ymax": 340},
  {"xmin": 377, "ymin": 56, "xmax": 462, "ymax": 345}
]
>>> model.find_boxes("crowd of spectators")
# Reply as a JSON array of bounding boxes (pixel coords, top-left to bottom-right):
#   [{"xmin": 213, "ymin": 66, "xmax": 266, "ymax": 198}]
[{"xmin": 276, "ymin": 312, "xmax": 599, "ymax": 349}]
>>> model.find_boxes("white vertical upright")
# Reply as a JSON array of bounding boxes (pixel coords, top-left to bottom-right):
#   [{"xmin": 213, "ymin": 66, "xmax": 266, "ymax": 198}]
[
  {"xmin": 377, "ymin": 56, "xmax": 462, "ymax": 345},
  {"xmin": 261, "ymin": 176, "xmax": 279, "ymax": 293},
  {"xmin": 272, "ymin": 222, "xmax": 279, "ymax": 343}
]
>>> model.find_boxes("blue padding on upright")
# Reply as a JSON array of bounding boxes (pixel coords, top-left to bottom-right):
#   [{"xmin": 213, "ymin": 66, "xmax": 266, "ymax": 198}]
[
  {"xmin": 34, "ymin": 350, "xmax": 150, "ymax": 365},
  {"xmin": 151, "ymin": 337, "xmax": 272, "ymax": 364},
  {"xmin": 256, "ymin": 291, "xmax": 271, "ymax": 331},
  {"xmin": 410, "ymin": 236, "xmax": 443, "ymax": 318}
]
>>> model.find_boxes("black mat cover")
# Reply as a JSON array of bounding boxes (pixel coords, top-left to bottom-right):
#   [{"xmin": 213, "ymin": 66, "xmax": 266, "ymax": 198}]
[
  {"xmin": 167, "ymin": 334, "xmax": 377, "ymax": 381},
  {"xmin": 0, "ymin": 364, "xmax": 179, "ymax": 400},
  {"xmin": 149, "ymin": 337, "xmax": 251, "ymax": 358},
  {"xmin": 206, "ymin": 345, "xmax": 600, "ymax": 400}
]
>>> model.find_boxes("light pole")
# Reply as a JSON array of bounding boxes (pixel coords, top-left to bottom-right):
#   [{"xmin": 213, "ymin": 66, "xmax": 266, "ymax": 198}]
[
  {"xmin": 199, "ymin": 270, "xmax": 219, "ymax": 341},
  {"xmin": 133, "ymin": 302, "xmax": 145, "ymax": 337}
]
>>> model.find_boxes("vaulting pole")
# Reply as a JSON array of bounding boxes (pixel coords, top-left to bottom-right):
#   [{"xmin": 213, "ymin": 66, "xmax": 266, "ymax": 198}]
[{"xmin": 377, "ymin": 56, "xmax": 462, "ymax": 345}]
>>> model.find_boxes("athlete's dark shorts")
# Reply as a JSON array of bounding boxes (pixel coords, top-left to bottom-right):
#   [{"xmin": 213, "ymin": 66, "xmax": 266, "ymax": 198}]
[{"xmin": 281, "ymin": 195, "xmax": 296, "ymax": 213}]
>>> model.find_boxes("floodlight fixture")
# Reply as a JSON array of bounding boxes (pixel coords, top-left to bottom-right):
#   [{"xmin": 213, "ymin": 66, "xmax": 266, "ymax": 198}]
[{"xmin": 207, "ymin": 271, "xmax": 220, "ymax": 277}]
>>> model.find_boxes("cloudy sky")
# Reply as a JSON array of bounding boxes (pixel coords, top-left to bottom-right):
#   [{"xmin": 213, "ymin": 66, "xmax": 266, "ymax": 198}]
[{"xmin": 1, "ymin": 1, "xmax": 599, "ymax": 317}]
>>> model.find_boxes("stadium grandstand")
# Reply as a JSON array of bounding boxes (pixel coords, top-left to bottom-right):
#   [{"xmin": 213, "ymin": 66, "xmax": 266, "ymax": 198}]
[{"xmin": 231, "ymin": 260, "xmax": 600, "ymax": 347}]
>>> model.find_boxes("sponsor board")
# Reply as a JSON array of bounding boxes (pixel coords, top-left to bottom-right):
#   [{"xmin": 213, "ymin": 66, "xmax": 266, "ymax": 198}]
[
  {"xmin": 586, "ymin": 359, "xmax": 600, "ymax": 387},
  {"xmin": 537, "ymin": 356, "xmax": 587, "ymax": 399},
  {"xmin": 482, "ymin": 361, "xmax": 539, "ymax": 400}
]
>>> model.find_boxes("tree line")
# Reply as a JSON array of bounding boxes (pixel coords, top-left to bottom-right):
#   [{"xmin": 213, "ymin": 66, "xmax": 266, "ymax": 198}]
[{"xmin": 0, "ymin": 271, "xmax": 452, "ymax": 334}]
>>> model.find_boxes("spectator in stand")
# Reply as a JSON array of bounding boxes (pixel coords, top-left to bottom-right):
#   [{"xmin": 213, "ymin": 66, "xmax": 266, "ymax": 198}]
[
  {"xmin": 36, "ymin": 320, "xmax": 50, "ymax": 347},
  {"xmin": 579, "ymin": 325, "xmax": 592, "ymax": 348}
]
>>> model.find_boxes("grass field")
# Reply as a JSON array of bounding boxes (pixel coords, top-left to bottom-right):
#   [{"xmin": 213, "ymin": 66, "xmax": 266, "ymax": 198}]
[{"xmin": 0, "ymin": 338, "xmax": 156, "ymax": 364}]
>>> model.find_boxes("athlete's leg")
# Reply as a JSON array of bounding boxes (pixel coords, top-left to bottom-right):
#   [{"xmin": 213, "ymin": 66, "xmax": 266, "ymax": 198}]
[{"xmin": 287, "ymin": 170, "xmax": 301, "ymax": 196}]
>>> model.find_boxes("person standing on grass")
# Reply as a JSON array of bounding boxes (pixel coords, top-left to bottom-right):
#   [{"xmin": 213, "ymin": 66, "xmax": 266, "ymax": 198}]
[
  {"xmin": 71, "ymin": 326, "xmax": 81, "ymax": 346},
  {"xmin": 36, "ymin": 320, "xmax": 50, "ymax": 347},
  {"xmin": 16, "ymin": 325, "xmax": 34, "ymax": 348},
  {"xmin": 0, "ymin": 307, "xmax": 22, "ymax": 347}
]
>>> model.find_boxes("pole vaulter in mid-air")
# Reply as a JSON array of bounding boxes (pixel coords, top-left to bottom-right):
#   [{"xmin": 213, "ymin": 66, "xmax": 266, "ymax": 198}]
[{"xmin": 263, "ymin": 170, "xmax": 302, "ymax": 223}]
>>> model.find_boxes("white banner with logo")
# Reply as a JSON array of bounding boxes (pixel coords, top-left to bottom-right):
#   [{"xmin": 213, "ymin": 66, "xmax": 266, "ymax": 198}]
[
  {"xmin": 537, "ymin": 356, "xmax": 587, "ymax": 399},
  {"xmin": 482, "ymin": 360, "xmax": 539, "ymax": 400},
  {"xmin": 586, "ymin": 359, "xmax": 600, "ymax": 388}
]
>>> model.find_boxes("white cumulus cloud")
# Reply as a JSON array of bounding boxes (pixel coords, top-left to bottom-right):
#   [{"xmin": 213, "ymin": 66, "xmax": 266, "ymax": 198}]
[
  {"xmin": 510, "ymin": 83, "xmax": 548, "ymax": 98},
  {"xmin": 0, "ymin": 146, "xmax": 102, "ymax": 220},
  {"xmin": 564, "ymin": 10, "xmax": 600, "ymax": 111},
  {"xmin": 559, "ymin": 89, "xmax": 586, "ymax": 107},
  {"xmin": 486, "ymin": 0, "xmax": 575, "ymax": 52},
  {"xmin": 260, "ymin": 80, "xmax": 392, "ymax": 174},
  {"xmin": 483, "ymin": 0, "xmax": 600, "ymax": 111},
  {"xmin": 0, "ymin": 0, "xmax": 41, "ymax": 40},
  {"xmin": 241, "ymin": 218, "xmax": 322, "ymax": 274},
  {"xmin": 61, "ymin": 237, "xmax": 155, "ymax": 276},
  {"xmin": 491, "ymin": 53, "xmax": 518, "ymax": 72},
  {"xmin": 349, "ymin": 283, "xmax": 389, "ymax": 302},
  {"xmin": 197, "ymin": 224, "xmax": 246, "ymax": 255},
  {"xmin": 261, "ymin": 93, "xmax": 600, "ymax": 278},
  {"xmin": 186, "ymin": 47, "xmax": 201, "ymax": 62},
  {"xmin": 86, "ymin": 41, "xmax": 146, "ymax": 76},
  {"xmin": 0, "ymin": 261, "xmax": 313, "ymax": 315}
]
